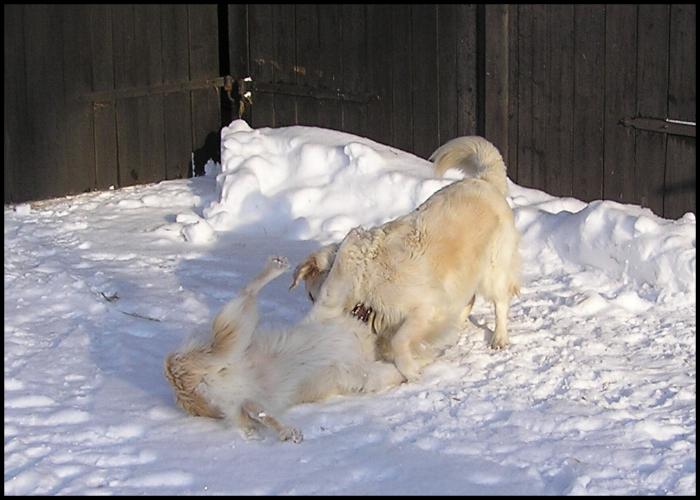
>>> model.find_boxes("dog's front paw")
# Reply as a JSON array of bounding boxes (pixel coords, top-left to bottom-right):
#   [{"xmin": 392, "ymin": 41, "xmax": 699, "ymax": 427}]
[
  {"xmin": 394, "ymin": 358, "xmax": 421, "ymax": 383},
  {"xmin": 490, "ymin": 335, "xmax": 509, "ymax": 350},
  {"xmin": 278, "ymin": 426, "xmax": 303, "ymax": 444}
]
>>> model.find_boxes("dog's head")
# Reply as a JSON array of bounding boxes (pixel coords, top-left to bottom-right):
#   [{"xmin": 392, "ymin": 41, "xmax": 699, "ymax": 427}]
[
  {"xmin": 307, "ymin": 228, "xmax": 372, "ymax": 309},
  {"xmin": 290, "ymin": 256, "xmax": 328, "ymax": 303},
  {"xmin": 291, "ymin": 227, "xmax": 382, "ymax": 329}
]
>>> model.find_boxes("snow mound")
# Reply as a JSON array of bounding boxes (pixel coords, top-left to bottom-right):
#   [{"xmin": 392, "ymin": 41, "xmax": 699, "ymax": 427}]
[
  {"xmin": 511, "ymin": 186, "xmax": 696, "ymax": 301},
  {"xmin": 203, "ymin": 120, "xmax": 460, "ymax": 242},
  {"xmin": 200, "ymin": 120, "xmax": 695, "ymax": 301}
]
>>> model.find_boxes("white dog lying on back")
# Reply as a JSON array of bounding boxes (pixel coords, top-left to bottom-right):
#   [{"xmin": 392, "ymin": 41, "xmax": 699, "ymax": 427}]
[{"xmin": 164, "ymin": 256, "xmax": 404, "ymax": 443}]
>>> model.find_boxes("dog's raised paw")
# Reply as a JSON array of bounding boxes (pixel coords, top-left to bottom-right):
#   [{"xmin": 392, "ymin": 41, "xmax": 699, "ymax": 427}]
[
  {"xmin": 269, "ymin": 255, "xmax": 290, "ymax": 271},
  {"xmin": 278, "ymin": 426, "xmax": 303, "ymax": 444}
]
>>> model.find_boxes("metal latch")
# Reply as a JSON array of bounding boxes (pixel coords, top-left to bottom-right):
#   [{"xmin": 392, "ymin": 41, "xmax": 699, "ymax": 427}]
[
  {"xmin": 222, "ymin": 76, "xmax": 254, "ymax": 118},
  {"xmin": 226, "ymin": 75, "xmax": 379, "ymax": 113}
]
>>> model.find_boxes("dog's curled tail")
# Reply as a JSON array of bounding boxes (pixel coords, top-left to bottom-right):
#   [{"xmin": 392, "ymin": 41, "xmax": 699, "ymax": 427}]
[{"xmin": 429, "ymin": 136, "xmax": 508, "ymax": 197}]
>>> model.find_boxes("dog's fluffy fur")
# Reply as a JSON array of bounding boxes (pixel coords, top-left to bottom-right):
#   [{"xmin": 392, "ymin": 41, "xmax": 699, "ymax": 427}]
[
  {"xmin": 291, "ymin": 136, "xmax": 521, "ymax": 380},
  {"xmin": 164, "ymin": 256, "xmax": 404, "ymax": 442}
]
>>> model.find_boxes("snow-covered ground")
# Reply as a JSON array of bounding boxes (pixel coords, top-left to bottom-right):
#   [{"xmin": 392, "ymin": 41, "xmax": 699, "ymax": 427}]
[{"xmin": 4, "ymin": 121, "xmax": 696, "ymax": 495}]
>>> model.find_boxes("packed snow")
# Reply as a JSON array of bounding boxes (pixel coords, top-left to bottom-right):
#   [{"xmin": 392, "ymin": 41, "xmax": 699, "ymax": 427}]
[{"xmin": 4, "ymin": 120, "xmax": 696, "ymax": 495}]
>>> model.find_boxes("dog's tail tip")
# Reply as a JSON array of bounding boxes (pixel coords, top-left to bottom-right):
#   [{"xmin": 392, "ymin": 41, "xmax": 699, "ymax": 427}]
[{"xmin": 430, "ymin": 136, "xmax": 508, "ymax": 197}]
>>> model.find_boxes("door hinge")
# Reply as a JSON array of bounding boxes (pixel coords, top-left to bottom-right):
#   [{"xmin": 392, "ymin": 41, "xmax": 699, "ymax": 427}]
[
  {"xmin": 620, "ymin": 116, "xmax": 696, "ymax": 138},
  {"xmin": 77, "ymin": 77, "xmax": 228, "ymax": 103}
]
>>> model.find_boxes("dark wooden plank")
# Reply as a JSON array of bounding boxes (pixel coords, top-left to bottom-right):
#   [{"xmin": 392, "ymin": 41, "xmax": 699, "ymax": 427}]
[
  {"xmin": 341, "ymin": 4, "xmax": 367, "ymax": 137},
  {"xmin": 112, "ymin": 5, "xmax": 137, "ymax": 89},
  {"xmin": 295, "ymin": 4, "xmax": 320, "ymax": 126},
  {"xmin": 189, "ymin": 5, "xmax": 221, "ymax": 174},
  {"xmin": 188, "ymin": 5, "xmax": 220, "ymax": 88},
  {"xmin": 516, "ymin": 5, "xmax": 535, "ymax": 188},
  {"xmin": 23, "ymin": 4, "xmax": 67, "ymax": 200},
  {"xmin": 366, "ymin": 4, "xmax": 393, "ymax": 145},
  {"xmin": 89, "ymin": 5, "xmax": 119, "ymax": 190},
  {"xmin": 456, "ymin": 4, "xmax": 478, "ymax": 139},
  {"xmin": 529, "ymin": 4, "xmax": 548, "ymax": 191},
  {"xmin": 135, "ymin": 5, "xmax": 166, "ymax": 184},
  {"xmin": 664, "ymin": 4, "xmax": 696, "ymax": 219},
  {"xmin": 228, "ymin": 4, "xmax": 249, "ymax": 78},
  {"xmin": 667, "ymin": 4, "xmax": 696, "ymax": 123},
  {"xmin": 113, "ymin": 5, "xmax": 143, "ymax": 186},
  {"xmin": 161, "ymin": 5, "xmax": 191, "ymax": 92},
  {"xmin": 317, "ymin": 5, "xmax": 342, "ymax": 131},
  {"xmin": 391, "ymin": 4, "xmax": 413, "ymax": 151},
  {"xmin": 483, "ymin": 4, "xmax": 510, "ymax": 159},
  {"xmin": 145, "ymin": 5, "xmax": 167, "ymax": 182},
  {"xmin": 62, "ymin": 5, "xmax": 97, "ymax": 195},
  {"xmin": 437, "ymin": 4, "xmax": 458, "ymax": 145},
  {"xmin": 272, "ymin": 4, "xmax": 297, "ymax": 127},
  {"xmin": 112, "ymin": 5, "xmax": 167, "ymax": 186},
  {"xmin": 227, "ymin": 4, "xmax": 249, "ymax": 123},
  {"xmin": 506, "ymin": 5, "xmax": 519, "ymax": 180},
  {"xmin": 411, "ymin": 4, "xmax": 439, "ymax": 158},
  {"xmin": 248, "ymin": 4, "xmax": 274, "ymax": 127},
  {"xmin": 4, "ymin": 5, "xmax": 27, "ymax": 202},
  {"xmin": 544, "ymin": 5, "xmax": 574, "ymax": 198},
  {"xmin": 603, "ymin": 4, "xmax": 638, "ymax": 204},
  {"xmin": 572, "ymin": 4, "xmax": 605, "ymax": 202},
  {"xmin": 635, "ymin": 4, "xmax": 669, "ymax": 216},
  {"xmin": 162, "ymin": 5, "xmax": 193, "ymax": 180},
  {"xmin": 664, "ymin": 137, "xmax": 696, "ymax": 219}
]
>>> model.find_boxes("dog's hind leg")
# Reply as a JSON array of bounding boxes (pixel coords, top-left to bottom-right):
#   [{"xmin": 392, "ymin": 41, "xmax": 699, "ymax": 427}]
[
  {"xmin": 459, "ymin": 295, "xmax": 476, "ymax": 324},
  {"xmin": 490, "ymin": 297, "xmax": 510, "ymax": 349},
  {"xmin": 211, "ymin": 256, "xmax": 290, "ymax": 354},
  {"xmin": 241, "ymin": 399, "xmax": 303, "ymax": 443},
  {"xmin": 244, "ymin": 256, "xmax": 290, "ymax": 295}
]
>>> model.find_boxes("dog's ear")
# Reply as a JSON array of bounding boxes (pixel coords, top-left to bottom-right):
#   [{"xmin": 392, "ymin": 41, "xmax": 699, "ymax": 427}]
[{"xmin": 290, "ymin": 257, "xmax": 320, "ymax": 290}]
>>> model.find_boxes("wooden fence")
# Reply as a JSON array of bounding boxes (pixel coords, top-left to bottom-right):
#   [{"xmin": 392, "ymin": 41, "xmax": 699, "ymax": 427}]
[
  {"xmin": 232, "ymin": 5, "xmax": 695, "ymax": 219},
  {"xmin": 4, "ymin": 4, "xmax": 696, "ymax": 219},
  {"xmin": 4, "ymin": 5, "xmax": 221, "ymax": 203},
  {"xmin": 506, "ymin": 4, "xmax": 695, "ymax": 218}
]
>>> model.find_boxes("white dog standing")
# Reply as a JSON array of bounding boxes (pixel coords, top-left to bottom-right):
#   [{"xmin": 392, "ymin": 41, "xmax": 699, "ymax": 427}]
[
  {"xmin": 164, "ymin": 256, "xmax": 404, "ymax": 443},
  {"xmin": 292, "ymin": 136, "xmax": 521, "ymax": 381}
]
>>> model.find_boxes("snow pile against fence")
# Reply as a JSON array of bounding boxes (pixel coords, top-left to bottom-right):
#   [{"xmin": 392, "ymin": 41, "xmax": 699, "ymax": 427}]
[{"xmin": 197, "ymin": 119, "xmax": 695, "ymax": 302}]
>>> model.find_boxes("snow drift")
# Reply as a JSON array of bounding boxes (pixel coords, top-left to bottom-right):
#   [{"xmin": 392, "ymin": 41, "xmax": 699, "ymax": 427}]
[{"xmin": 198, "ymin": 120, "xmax": 696, "ymax": 302}]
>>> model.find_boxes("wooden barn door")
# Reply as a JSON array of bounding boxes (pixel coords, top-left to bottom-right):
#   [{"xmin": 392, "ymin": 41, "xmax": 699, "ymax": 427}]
[
  {"xmin": 507, "ymin": 4, "xmax": 695, "ymax": 219},
  {"xmin": 4, "ymin": 5, "xmax": 223, "ymax": 203},
  {"xmin": 226, "ymin": 5, "xmax": 481, "ymax": 161}
]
